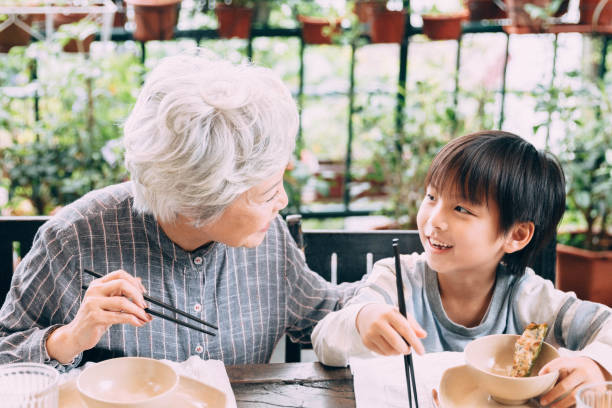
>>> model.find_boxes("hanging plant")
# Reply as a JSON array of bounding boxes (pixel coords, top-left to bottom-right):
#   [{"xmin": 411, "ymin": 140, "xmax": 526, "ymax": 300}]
[
  {"xmin": 126, "ymin": 0, "xmax": 182, "ymax": 42},
  {"xmin": 215, "ymin": 0, "xmax": 254, "ymax": 39}
]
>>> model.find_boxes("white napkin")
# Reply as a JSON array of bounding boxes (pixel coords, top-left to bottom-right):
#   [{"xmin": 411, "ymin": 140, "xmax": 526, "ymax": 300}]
[
  {"xmin": 350, "ymin": 352, "xmax": 464, "ymax": 407},
  {"xmin": 163, "ymin": 356, "xmax": 237, "ymax": 408}
]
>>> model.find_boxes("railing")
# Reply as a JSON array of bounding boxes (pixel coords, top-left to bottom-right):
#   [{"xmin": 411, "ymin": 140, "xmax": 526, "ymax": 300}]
[
  {"xmin": 2, "ymin": 0, "xmax": 611, "ymax": 219},
  {"xmin": 0, "ymin": 0, "xmax": 116, "ymax": 42}
]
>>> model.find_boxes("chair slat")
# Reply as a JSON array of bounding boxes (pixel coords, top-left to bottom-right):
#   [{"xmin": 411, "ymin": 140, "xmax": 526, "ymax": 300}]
[{"xmin": 0, "ymin": 216, "xmax": 49, "ymax": 305}]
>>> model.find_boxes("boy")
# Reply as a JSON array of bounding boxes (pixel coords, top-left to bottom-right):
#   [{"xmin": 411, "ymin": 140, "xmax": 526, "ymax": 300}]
[{"xmin": 312, "ymin": 131, "xmax": 611, "ymax": 407}]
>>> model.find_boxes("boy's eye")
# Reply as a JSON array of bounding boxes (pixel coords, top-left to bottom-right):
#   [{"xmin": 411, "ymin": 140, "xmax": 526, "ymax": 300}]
[
  {"xmin": 425, "ymin": 193, "xmax": 435, "ymax": 201},
  {"xmin": 455, "ymin": 206, "xmax": 471, "ymax": 214}
]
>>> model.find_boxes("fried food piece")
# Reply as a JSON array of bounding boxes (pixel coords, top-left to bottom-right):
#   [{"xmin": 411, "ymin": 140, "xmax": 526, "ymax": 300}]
[{"xmin": 510, "ymin": 323, "xmax": 548, "ymax": 377}]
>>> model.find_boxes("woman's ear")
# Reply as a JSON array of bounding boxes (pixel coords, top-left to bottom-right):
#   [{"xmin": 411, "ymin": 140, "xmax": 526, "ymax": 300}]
[{"xmin": 504, "ymin": 222, "xmax": 535, "ymax": 254}]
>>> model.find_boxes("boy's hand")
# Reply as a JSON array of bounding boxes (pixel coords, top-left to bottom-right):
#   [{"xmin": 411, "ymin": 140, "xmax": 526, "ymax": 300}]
[
  {"xmin": 355, "ymin": 303, "xmax": 427, "ymax": 356},
  {"xmin": 538, "ymin": 356, "xmax": 609, "ymax": 408}
]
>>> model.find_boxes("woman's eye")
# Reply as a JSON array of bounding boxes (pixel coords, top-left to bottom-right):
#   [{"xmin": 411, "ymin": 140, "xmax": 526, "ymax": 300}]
[{"xmin": 266, "ymin": 191, "xmax": 279, "ymax": 203}]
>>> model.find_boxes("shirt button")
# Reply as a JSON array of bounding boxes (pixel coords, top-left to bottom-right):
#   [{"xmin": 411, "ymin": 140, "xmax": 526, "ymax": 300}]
[
  {"xmin": 195, "ymin": 345, "xmax": 203, "ymax": 354},
  {"xmin": 194, "ymin": 303, "xmax": 202, "ymax": 312},
  {"xmin": 194, "ymin": 257, "xmax": 203, "ymax": 265}
]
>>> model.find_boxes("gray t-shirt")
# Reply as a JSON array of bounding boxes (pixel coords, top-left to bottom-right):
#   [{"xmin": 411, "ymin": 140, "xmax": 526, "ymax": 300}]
[{"xmin": 312, "ymin": 253, "xmax": 612, "ymax": 368}]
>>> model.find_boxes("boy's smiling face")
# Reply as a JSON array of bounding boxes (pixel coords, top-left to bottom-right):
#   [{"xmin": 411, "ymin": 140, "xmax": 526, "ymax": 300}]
[{"xmin": 416, "ymin": 186, "xmax": 510, "ymax": 277}]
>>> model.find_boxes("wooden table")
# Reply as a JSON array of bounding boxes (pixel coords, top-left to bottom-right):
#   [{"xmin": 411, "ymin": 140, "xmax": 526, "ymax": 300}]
[{"xmin": 227, "ymin": 362, "xmax": 356, "ymax": 408}]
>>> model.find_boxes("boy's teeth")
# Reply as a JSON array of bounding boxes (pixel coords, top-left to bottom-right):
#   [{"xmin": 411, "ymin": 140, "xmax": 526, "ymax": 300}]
[{"xmin": 430, "ymin": 238, "xmax": 452, "ymax": 248}]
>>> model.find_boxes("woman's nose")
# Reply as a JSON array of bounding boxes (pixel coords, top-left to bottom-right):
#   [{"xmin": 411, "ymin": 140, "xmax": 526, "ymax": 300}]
[{"xmin": 276, "ymin": 184, "xmax": 289, "ymax": 212}]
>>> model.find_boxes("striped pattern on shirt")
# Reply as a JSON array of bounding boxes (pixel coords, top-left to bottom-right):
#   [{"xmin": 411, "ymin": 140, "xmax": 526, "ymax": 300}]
[{"xmin": 0, "ymin": 182, "xmax": 359, "ymax": 371}]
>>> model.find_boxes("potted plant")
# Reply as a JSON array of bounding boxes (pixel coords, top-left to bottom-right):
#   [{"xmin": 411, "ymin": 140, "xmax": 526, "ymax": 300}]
[
  {"xmin": 294, "ymin": 1, "xmax": 343, "ymax": 45},
  {"xmin": 368, "ymin": 1, "xmax": 407, "ymax": 43},
  {"xmin": 420, "ymin": 2, "xmax": 469, "ymax": 41},
  {"xmin": 282, "ymin": 150, "xmax": 328, "ymax": 215},
  {"xmin": 350, "ymin": 1, "xmax": 407, "ymax": 43},
  {"xmin": 353, "ymin": 0, "xmax": 379, "ymax": 23},
  {"xmin": 465, "ymin": 0, "xmax": 506, "ymax": 20},
  {"xmin": 126, "ymin": 0, "xmax": 182, "ymax": 42},
  {"xmin": 251, "ymin": 0, "xmax": 273, "ymax": 26},
  {"xmin": 0, "ymin": 14, "xmax": 33, "ymax": 53},
  {"xmin": 534, "ymin": 71, "xmax": 612, "ymax": 306},
  {"xmin": 505, "ymin": 0, "xmax": 569, "ymax": 32},
  {"xmin": 215, "ymin": 0, "xmax": 254, "ymax": 39},
  {"xmin": 579, "ymin": 0, "xmax": 612, "ymax": 26},
  {"xmin": 112, "ymin": 0, "xmax": 127, "ymax": 28},
  {"xmin": 55, "ymin": 18, "xmax": 97, "ymax": 53}
]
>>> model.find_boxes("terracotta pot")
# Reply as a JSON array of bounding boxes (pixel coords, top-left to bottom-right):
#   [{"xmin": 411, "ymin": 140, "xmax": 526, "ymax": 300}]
[
  {"xmin": 421, "ymin": 10, "xmax": 469, "ymax": 40},
  {"xmin": 52, "ymin": 13, "xmax": 96, "ymax": 53},
  {"xmin": 0, "ymin": 15, "xmax": 32, "ymax": 53},
  {"xmin": 505, "ymin": 0, "xmax": 569, "ymax": 28},
  {"xmin": 466, "ymin": 0, "xmax": 507, "ymax": 20},
  {"xmin": 53, "ymin": 12, "xmax": 88, "ymax": 27},
  {"xmin": 353, "ymin": 1, "xmax": 383, "ymax": 23},
  {"xmin": 298, "ymin": 15, "xmax": 341, "ymax": 45},
  {"xmin": 252, "ymin": 0, "xmax": 271, "ymax": 26},
  {"xmin": 63, "ymin": 34, "xmax": 95, "ymax": 53},
  {"xmin": 315, "ymin": 161, "xmax": 344, "ymax": 199},
  {"xmin": 370, "ymin": 9, "xmax": 406, "ymax": 43},
  {"xmin": 579, "ymin": 0, "xmax": 612, "ymax": 25},
  {"xmin": 556, "ymin": 243, "xmax": 612, "ymax": 307},
  {"xmin": 113, "ymin": 0, "xmax": 128, "ymax": 28},
  {"xmin": 215, "ymin": 4, "xmax": 253, "ymax": 39},
  {"xmin": 127, "ymin": 0, "xmax": 181, "ymax": 42}
]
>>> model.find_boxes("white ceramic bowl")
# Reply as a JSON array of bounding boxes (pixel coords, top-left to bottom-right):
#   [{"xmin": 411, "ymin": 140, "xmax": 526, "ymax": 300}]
[
  {"xmin": 77, "ymin": 357, "xmax": 179, "ymax": 408},
  {"xmin": 464, "ymin": 334, "xmax": 560, "ymax": 405}
]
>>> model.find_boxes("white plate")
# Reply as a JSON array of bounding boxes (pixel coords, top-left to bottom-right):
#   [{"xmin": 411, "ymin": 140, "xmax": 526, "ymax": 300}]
[
  {"xmin": 439, "ymin": 365, "xmax": 541, "ymax": 408},
  {"xmin": 59, "ymin": 374, "xmax": 227, "ymax": 408}
]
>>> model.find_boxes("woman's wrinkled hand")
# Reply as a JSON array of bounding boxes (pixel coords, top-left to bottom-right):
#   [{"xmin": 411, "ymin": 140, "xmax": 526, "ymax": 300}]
[
  {"xmin": 46, "ymin": 270, "xmax": 151, "ymax": 364},
  {"xmin": 355, "ymin": 303, "xmax": 427, "ymax": 356},
  {"xmin": 539, "ymin": 356, "xmax": 610, "ymax": 408}
]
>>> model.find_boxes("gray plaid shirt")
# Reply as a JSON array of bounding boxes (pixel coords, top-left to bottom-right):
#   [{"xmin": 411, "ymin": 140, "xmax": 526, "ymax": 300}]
[{"xmin": 0, "ymin": 183, "xmax": 358, "ymax": 371}]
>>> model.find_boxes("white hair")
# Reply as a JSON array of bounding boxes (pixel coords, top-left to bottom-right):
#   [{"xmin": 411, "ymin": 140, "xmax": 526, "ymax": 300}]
[{"xmin": 123, "ymin": 53, "xmax": 298, "ymax": 226}]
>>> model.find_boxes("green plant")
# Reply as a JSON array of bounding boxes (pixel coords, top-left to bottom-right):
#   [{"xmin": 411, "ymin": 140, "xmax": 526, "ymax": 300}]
[
  {"xmin": 363, "ymin": 81, "xmax": 464, "ymax": 228},
  {"xmin": 420, "ymin": 0, "xmax": 465, "ymax": 14},
  {"xmin": 523, "ymin": 0, "xmax": 565, "ymax": 22},
  {"xmin": 462, "ymin": 86, "xmax": 497, "ymax": 132},
  {"xmin": 0, "ymin": 47, "xmax": 140, "ymax": 214},
  {"xmin": 291, "ymin": 0, "xmax": 343, "ymax": 18},
  {"xmin": 55, "ymin": 18, "xmax": 98, "ymax": 47},
  {"xmin": 282, "ymin": 150, "xmax": 328, "ymax": 215},
  {"xmin": 218, "ymin": 0, "xmax": 254, "ymax": 7},
  {"xmin": 534, "ymin": 71, "xmax": 612, "ymax": 250}
]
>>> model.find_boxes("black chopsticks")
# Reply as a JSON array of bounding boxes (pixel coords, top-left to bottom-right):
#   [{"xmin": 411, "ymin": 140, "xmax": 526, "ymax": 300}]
[
  {"xmin": 392, "ymin": 238, "xmax": 419, "ymax": 408},
  {"xmin": 82, "ymin": 268, "xmax": 217, "ymax": 336}
]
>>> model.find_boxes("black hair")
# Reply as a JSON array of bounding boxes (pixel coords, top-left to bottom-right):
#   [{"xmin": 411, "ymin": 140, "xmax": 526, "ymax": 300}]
[{"xmin": 425, "ymin": 131, "xmax": 566, "ymax": 275}]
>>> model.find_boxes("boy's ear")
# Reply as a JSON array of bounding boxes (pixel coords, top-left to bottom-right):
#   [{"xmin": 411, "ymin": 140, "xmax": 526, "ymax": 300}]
[{"xmin": 504, "ymin": 222, "xmax": 535, "ymax": 254}]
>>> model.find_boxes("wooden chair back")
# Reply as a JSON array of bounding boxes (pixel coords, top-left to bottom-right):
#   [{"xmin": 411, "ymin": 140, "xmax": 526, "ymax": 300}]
[{"xmin": 0, "ymin": 216, "xmax": 49, "ymax": 305}]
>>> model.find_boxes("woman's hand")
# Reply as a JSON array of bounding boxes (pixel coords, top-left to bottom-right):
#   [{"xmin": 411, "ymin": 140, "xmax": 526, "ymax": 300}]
[
  {"xmin": 539, "ymin": 356, "xmax": 610, "ymax": 408},
  {"xmin": 355, "ymin": 303, "xmax": 427, "ymax": 356},
  {"xmin": 46, "ymin": 270, "xmax": 151, "ymax": 364}
]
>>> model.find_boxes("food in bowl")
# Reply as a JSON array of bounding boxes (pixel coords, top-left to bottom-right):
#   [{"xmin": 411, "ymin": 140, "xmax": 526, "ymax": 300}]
[
  {"xmin": 77, "ymin": 357, "xmax": 179, "ymax": 408},
  {"xmin": 510, "ymin": 322, "xmax": 548, "ymax": 377},
  {"xmin": 464, "ymin": 333, "xmax": 560, "ymax": 405}
]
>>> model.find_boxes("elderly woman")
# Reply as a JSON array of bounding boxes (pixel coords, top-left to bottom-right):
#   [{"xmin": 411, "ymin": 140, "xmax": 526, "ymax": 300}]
[{"xmin": 0, "ymin": 54, "xmax": 358, "ymax": 371}]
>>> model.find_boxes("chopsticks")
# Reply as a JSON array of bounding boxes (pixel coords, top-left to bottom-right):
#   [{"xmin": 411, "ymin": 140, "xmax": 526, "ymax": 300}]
[
  {"xmin": 82, "ymin": 268, "xmax": 217, "ymax": 336},
  {"xmin": 392, "ymin": 238, "xmax": 419, "ymax": 408}
]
